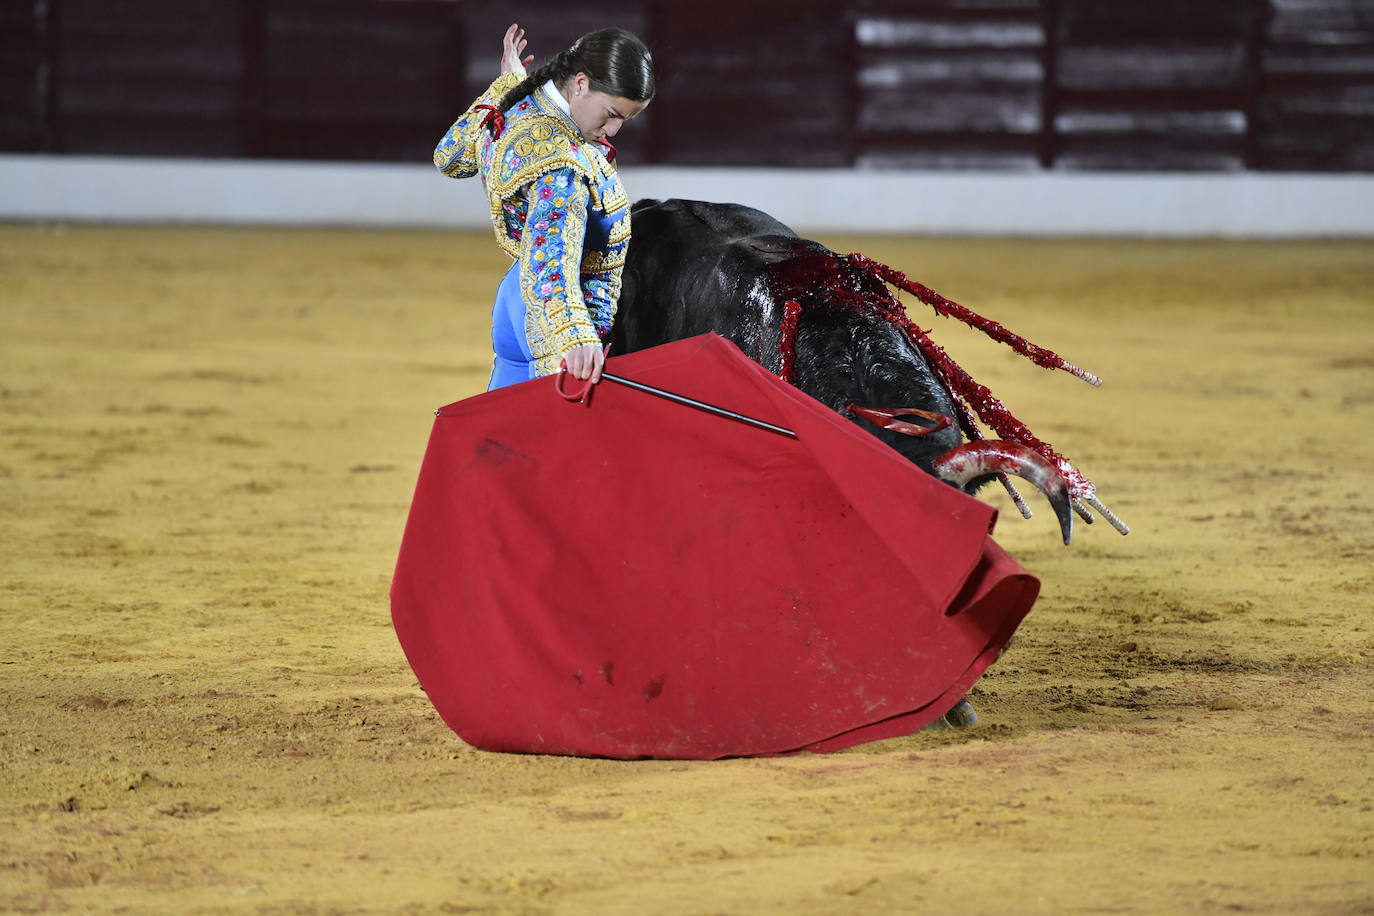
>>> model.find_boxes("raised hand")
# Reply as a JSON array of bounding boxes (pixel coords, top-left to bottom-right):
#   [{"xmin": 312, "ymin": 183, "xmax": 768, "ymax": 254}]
[{"xmin": 501, "ymin": 23, "xmax": 534, "ymax": 77}]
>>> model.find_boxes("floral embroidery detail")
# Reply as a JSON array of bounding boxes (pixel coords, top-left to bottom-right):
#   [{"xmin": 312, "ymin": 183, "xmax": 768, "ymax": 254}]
[{"xmin": 518, "ymin": 168, "xmax": 602, "ymax": 370}]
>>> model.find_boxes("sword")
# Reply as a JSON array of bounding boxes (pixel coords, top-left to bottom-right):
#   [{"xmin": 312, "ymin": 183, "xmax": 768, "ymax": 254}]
[{"xmin": 556, "ymin": 360, "xmax": 796, "ymax": 439}]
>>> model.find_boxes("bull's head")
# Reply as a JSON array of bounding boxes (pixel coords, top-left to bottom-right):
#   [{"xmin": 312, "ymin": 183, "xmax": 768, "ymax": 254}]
[
  {"xmin": 775, "ymin": 248, "xmax": 1127, "ymax": 545},
  {"xmin": 847, "ymin": 405, "xmax": 1123, "ymax": 546}
]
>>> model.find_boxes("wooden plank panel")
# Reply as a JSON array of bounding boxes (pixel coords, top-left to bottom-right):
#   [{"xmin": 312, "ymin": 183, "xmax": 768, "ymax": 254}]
[
  {"xmin": 1055, "ymin": 135, "xmax": 1249, "ymax": 171},
  {"xmin": 1257, "ymin": 0, "xmax": 1374, "ymax": 169},
  {"xmin": 1057, "ymin": 44, "xmax": 1247, "ymax": 92},
  {"xmin": 1267, "ymin": 0, "xmax": 1374, "ymax": 43},
  {"xmin": 853, "ymin": 4, "xmax": 1044, "ymax": 167},
  {"xmin": 649, "ymin": 2, "xmax": 851, "ymax": 166},
  {"xmin": 1051, "ymin": 0, "xmax": 1257, "ymax": 171},
  {"xmin": 0, "ymin": 2, "xmax": 46, "ymax": 150},
  {"xmin": 55, "ymin": 0, "xmax": 245, "ymax": 155},
  {"xmin": 255, "ymin": 1, "xmax": 464, "ymax": 161},
  {"xmin": 861, "ymin": 86, "xmax": 1041, "ymax": 133}
]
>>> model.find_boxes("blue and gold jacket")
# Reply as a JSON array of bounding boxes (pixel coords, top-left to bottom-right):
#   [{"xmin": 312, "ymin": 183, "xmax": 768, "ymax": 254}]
[{"xmin": 435, "ymin": 72, "xmax": 631, "ymax": 376}]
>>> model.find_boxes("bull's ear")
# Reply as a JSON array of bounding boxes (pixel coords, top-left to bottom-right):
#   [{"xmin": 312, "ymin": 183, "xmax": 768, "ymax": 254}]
[{"xmin": 847, "ymin": 405, "xmax": 953, "ymax": 437}]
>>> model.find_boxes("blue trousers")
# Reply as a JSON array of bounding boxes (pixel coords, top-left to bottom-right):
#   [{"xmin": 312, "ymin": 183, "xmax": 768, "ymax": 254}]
[{"xmin": 487, "ymin": 261, "xmax": 535, "ymax": 391}]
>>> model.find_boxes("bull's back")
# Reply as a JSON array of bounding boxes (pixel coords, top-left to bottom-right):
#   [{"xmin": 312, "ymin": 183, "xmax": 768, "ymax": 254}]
[
  {"xmin": 630, "ymin": 198, "xmax": 798, "ymax": 246},
  {"xmin": 615, "ymin": 199, "xmax": 831, "ymax": 360}
]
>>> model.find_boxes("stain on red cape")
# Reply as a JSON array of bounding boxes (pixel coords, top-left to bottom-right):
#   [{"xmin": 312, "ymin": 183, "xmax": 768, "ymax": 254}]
[{"xmin": 391, "ymin": 334, "xmax": 1038, "ymax": 759}]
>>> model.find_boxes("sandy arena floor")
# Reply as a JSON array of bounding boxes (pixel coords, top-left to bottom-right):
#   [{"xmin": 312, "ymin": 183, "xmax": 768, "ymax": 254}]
[{"xmin": 1, "ymin": 223, "xmax": 1371, "ymax": 914}]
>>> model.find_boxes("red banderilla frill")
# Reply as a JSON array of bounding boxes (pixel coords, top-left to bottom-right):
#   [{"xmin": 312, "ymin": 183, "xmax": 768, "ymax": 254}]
[
  {"xmin": 771, "ymin": 251, "xmax": 1128, "ymax": 535},
  {"xmin": 475, "ymin": 104, "xmax": 505, "ymax": 139}
]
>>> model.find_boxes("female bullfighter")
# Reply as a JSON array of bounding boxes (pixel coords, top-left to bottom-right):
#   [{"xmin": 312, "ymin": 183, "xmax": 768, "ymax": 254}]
[{"xmin": 434, "ymin": 23, "xmax": 654, "ymax": 390}]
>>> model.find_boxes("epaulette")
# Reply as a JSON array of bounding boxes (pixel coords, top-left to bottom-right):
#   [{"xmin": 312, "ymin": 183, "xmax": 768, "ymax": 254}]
[
  {"xmin": 433, "ymin": 72, "xmax": 524, "ymax": 179},
  {"xmin": 488, "ymin": 114, "xmax": 595, "ymax": 200}
]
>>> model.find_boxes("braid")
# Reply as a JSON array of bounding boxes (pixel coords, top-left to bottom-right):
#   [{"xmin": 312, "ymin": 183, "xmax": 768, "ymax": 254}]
[{"xmin": 498, "ymin": 49, "xmax": 580, "ymax": 113}]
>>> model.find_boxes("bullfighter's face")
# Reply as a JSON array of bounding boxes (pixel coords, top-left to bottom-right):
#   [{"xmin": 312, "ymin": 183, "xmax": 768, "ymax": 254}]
[{"xmin": 562, "ymin": 72, "xmax": 649, "ymax": 143}]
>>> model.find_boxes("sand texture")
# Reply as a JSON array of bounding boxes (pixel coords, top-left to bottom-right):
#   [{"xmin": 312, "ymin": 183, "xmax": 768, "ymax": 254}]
[{"xmin": 1, "ymin": 224, "xmax": 1371, "ymax": 914}]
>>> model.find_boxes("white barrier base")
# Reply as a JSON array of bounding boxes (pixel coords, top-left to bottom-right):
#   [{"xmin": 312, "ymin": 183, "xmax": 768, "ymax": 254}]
[{"xmin": 3, "ymin": 153, "xmax": 1373, "ymax": 238}]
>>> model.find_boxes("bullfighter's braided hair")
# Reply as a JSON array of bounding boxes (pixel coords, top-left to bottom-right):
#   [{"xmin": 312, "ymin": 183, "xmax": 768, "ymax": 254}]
[{"xmin": 498, "ymin": 28, "xmax": 655, "ymax": 114}]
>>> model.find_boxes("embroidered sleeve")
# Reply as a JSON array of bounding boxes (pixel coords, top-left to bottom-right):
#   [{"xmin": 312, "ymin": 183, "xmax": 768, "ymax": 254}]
[
  {"xmin": 578, "ymin": 270, "xmax": 619, "ymax": 339},
  {"xmin": 578, "ymin": 209, "xmax": 632, "ymax": 338},
  {"xmin": 518, "ymin": 169, "xmax": 601, "ymax": 375},
  {"xmin": 433, "ymin": 72, "xmax": 524, "ymax": 179}
]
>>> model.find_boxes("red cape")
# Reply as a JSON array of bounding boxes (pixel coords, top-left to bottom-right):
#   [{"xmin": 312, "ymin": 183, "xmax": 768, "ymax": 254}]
[{"xmin": 391, "ymin": 334, "xmax": 1038, "ymax": 759}]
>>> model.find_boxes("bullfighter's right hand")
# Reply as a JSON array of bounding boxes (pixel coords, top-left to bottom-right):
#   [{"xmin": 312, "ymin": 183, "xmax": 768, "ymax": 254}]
[
  {"xmin": 501, "ymin": 23, "xmax": 533, "ymax": 77},
  {"xmin": 562, "ymin": 343, "xmax": 605, "ymax": 384}
]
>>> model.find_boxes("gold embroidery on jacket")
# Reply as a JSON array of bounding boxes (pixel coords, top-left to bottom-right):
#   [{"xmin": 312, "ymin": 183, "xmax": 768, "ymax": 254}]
[
  {"xmin": 518, "ymin": 178, "xmax": 599, "ymax": 375},
  {"xmin": 608, "ymin": 212, "xmax": 632, "ymax": 246},
  {"xmin": 581, "ymin": 246, "xmax": 626, "ymax": 274},
  {"xmin": 433, "ymin": 72, "xmax": 523, "ymax": 179}
]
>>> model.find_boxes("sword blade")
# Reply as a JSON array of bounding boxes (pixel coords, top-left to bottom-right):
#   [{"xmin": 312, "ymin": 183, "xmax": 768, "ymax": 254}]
[{"xmin": 600, "ymin": 372, "xmax": 796, "ymax": 439}]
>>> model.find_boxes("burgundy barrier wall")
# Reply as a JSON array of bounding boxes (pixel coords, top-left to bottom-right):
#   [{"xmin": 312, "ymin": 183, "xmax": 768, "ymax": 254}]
[{"xmin": 2, "ymin": 0, "xmax": 1371, "ymax": 171}]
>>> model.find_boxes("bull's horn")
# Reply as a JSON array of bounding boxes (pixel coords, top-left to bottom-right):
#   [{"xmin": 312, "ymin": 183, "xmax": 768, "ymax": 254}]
[
  {"xmin": 932, "ymin": 441, "xmax": 1075, "ymax": 545},
  {"xmin": 848, "ymin": 405, "xmax": 953, "ymax": 437}
]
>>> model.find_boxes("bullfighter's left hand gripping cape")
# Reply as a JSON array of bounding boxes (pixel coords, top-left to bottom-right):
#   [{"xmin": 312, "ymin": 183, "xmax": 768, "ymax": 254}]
[{"xmin": 435, "ymin": 73, "xmax": 630, "ymax": 376}]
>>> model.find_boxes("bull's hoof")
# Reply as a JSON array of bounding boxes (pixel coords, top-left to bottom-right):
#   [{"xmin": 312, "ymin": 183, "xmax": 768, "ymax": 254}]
[
  {"xmin": 923, "ymin": 697, "xmax": 980, "ymax": 731},
  {"xmin": 943, "ymin": 697, "xmax": 979, "ymax": 728}
]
